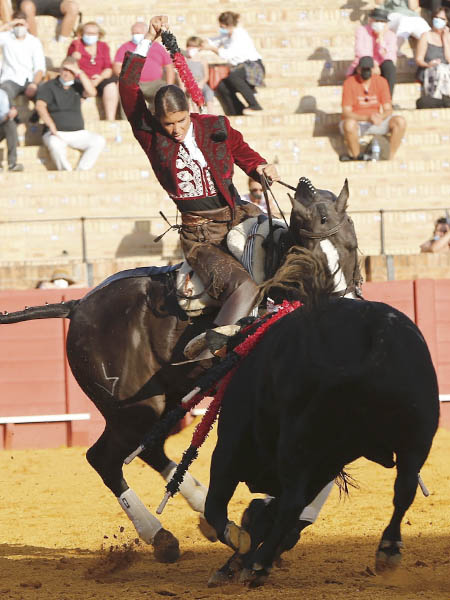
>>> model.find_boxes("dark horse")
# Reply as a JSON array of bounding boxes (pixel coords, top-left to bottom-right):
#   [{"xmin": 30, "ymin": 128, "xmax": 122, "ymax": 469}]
[{"xmin": 0, "ymin": 177, "xmax": 361, "ymax": 562}]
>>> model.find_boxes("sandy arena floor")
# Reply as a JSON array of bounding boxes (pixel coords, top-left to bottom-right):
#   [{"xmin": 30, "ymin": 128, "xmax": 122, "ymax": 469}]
[{"xmin": 0, "ymin": 423, "xmax": 449, "ymax": 600}]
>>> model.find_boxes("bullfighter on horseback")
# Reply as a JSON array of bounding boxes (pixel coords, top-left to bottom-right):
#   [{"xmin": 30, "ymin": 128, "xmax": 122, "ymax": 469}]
[{"xmin": 119, "ymin": 16, "xmax": 279, "ymax": 346}]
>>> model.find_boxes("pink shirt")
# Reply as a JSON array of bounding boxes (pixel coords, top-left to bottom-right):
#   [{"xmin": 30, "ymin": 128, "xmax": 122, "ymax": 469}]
[
  {"xmin": 346, "ymin": 24, "xmax": 397, "ymax": 77},
  {"xmin": 114, "ymin": 40, "xmax": 171, "ymax": 82},
  {"xmin": 67, "ymin": 39, "xmax": 112, "ymax": 78}
]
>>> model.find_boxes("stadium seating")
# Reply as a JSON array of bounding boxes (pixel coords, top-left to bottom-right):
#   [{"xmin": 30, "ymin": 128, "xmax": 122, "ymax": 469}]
[{"xmin": 1, "ymin": 0, "xmax": 449, "ymax": 287}]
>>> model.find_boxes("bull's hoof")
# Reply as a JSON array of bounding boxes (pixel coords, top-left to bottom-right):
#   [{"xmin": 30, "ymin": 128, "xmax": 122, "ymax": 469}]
[
  {"xmin": 375, "ymin": 539, "xmax": 403, "ymax": 574},
  {"xmin": 153, "ymin": 528, "xmax": 180, "ymax": 563},
  {"xmin": 199, "ymin": 515, "xmax": 218, "ymax": 542},
  {"xmin": 239, "ymin": 567, "xmax": 269, "ymax": 587},
  {"xmin": 224, "ymin": 522, "xmax": 251, "ymax": 554}
]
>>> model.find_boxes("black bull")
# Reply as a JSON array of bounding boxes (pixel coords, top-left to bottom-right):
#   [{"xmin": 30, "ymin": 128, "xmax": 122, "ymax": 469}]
[{"xmin": 204, "ymin": 297, "xmax": 440, "ymax": 583}]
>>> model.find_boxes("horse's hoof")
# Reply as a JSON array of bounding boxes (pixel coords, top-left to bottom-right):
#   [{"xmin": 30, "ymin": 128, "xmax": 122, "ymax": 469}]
[
  {"xmin": 199, "ymin": 516, "xmax": 218, "ymax": 542},
  {"xmin": 207, "ymin": 568, "xmax": 232, "ymax": 587},
  {"xmin": 239, "ymin": 567, "xmax": 269, "ymax": 587},
  {"xmin": 153, "ymin": 528, "xmax": 180, "ymax": 563},
  {"xmin": 224, "ymin": 521, "xmax": 251, "ymax": 554},
  {"xmin": 375, "ymin": 539, "xmax": 403, "ymax": 574}
]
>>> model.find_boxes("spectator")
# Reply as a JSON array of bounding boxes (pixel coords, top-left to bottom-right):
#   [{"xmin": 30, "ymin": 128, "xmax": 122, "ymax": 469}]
[
  {"xmin": 420, "ymin": 216, "xmax": 450, "ymax": 251},
  {"xmin": 375, "ymin": 0, "xmax": 430, "ymax": 54},
  {"xmin": 184, "ymin": 36, "xmax": 215, "ymax": 113},
  {"xmin": 0, "ymin": 10, "xmax": 45, "ymax": 106},
  {"xmin": 35, "ymin": 56, "xmax": 105, "ymax": 171},
  {"xmin": 347, "ymin": 8, "xmax": 398, "ymax": 98},
  {"xmin": 339, "ymin": 56, "xmax": 406, "ymax": 161},
  {"xmin": 68, "ymin": 21, "xmax": 119, "ymax": 120},
  {"xmin": 0, "ymin": 87, "xmax": 23, "ymax": 171},
  {"xmin": 112, "ymin": 21, "xmax": 175, "ymax": 113},
  {"xmin": 14, "ymin": 0, "xmax": 79, "ymax": 43},
  {"xmin": 419, "ymin": 1, "xmax": 450, "ymax": 21},
  {"xmin": 415, "ymin": 6, "xmax": 450, "ymax": 108},
  {"xmin": 202, "ymin": 11, "xmax": 265, "ymax": 116},
  {"xmin": 242, "ymin": 177, "xmax": 279, "ymax": 216},
  {"xmin": 36, "ymin": 268, "xmax": 86, "ymax": 288}
]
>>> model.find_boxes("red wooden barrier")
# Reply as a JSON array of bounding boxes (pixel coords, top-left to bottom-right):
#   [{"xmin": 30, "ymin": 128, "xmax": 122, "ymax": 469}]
[{"xmin": 0, "ymin": 280, "xmax": 449, "ymax": 450}]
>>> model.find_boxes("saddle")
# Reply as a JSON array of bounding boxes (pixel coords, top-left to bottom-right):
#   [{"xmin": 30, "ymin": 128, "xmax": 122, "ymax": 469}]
[{"xmin": 175, "ymin": 215, "xmax": 287, "ymax": 317}]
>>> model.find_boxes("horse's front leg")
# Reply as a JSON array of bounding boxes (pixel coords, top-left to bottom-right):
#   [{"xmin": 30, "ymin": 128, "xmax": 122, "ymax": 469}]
[{"xmin": 86, "ymin": 428, "xmax": 180, "ymax": 563}]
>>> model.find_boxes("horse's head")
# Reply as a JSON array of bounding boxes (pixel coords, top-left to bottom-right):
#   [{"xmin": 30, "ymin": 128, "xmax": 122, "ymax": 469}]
[{"xmin": 289, "ymin": 177, "xmax": 361, "ymax": 297}]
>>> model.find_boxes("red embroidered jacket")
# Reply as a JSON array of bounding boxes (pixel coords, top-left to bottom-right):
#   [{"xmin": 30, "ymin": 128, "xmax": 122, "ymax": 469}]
[{"xmin": 119, "ymin": 52, "xmax": 267, "ymax": 209}]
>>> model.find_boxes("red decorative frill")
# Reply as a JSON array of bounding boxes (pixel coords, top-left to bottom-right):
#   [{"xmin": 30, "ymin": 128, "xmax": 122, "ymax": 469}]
[{"xmin": 173, "ymin": 52, "xmax": 205, "ymax": 108}]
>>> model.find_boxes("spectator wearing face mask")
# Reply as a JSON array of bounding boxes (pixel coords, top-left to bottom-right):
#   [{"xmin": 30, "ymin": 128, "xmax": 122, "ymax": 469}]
[
  {"xmin": 347, "ymin": 8, "xmax": 398, "ymax": 98},
  {"xmin": 67, "ymin": 21, "xmax": 119, "ymax": 120},
  {"xmin": 184, "ymin": 36, "xmax": 215, "ymax": 113},
  {"xmin": 242, "ymin": 177, "xmax": 279, "ymax": 216},
  {"xmin": 13, "ymin": 0, "xmax": 80, "ymax": 44},
  {"xmin": 0, "ymin": 10, "xmax": 45, "ymax": 109},
  {"xmin": 374, "ymin": 1, "xmax": 430, "ymax": 55},
  {"xmin": 0, "ymin": 87, "xmax": 23, "ymax": 171},
  {"xmin": 340, "ymin": 56, "xmax": 406, "ymax": 161},
  {"xmin": 113, "ymin": 21, "xmax": 175, "ymax": 113},
  {"xmin": 35, "ymin": 56, "xmax": 106, "ymax": 171},
  {"xmin": 420, "ymin": 216, "xmax": 450, "ymax": 252},
  {"xmin": 415, "ymin": 6, "xmax": 450, "ymax": 108}
]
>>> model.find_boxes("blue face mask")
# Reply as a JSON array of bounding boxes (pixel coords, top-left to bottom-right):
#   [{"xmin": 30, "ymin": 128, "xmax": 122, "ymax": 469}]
[
  {"xmin": 131, "ymin": 33, "xmax": 145, "ymax": 45},
  {"xmin": 59, "ymin": 76, "xmax": 74, "ymax": 87},
  {"xmin": 219, "ymin": 27, "xmax": 229, "ymax": 35},
  {"xmin": 432, "ymin": 17, "xmax": 446, "ymax": 29},
  {"xmin": 82, "ymin": 34, "xmax": 98, "ymax": 45}
]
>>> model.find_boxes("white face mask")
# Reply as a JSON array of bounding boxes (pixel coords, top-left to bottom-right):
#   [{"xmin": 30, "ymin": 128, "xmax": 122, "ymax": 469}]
[
  {"xmin": 131, "ymin": 33, "xmax": 145, "ymax": 45},
  {"xmin": 187, "ymin": 47, "xmax": 199, "ymax": 58},
  {"xmin": 59, "ymin": 76, "xmax": 74, "ymax": 87},
  {"xmin": 371, "ymin": 21, "xmax": 385, "ymax": 33},
  {"xmin": 432, "ymin": 17, "xmax": 446, "ymax": 30},
  {"xmin": 13, "ymin": 25, "xmax": 27, "ymax": 38}
]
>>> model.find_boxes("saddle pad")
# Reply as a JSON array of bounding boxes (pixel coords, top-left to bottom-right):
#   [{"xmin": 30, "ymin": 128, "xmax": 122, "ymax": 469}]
[{"xmin": 227, "ymin": 217, "xmax": 287, "ymax": 284}]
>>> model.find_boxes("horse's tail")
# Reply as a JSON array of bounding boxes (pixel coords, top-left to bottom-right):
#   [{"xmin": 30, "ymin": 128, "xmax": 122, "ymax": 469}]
[
  {"xmin": 0, "ymin": 299, "xmax": 79, "ymax": 324},
  {"xmin": 258, "ymin": 246, "xmax": 334, "ymax": 309}
]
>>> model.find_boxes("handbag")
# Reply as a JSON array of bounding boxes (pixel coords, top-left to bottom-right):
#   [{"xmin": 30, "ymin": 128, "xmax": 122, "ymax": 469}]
[{"xmin": 208, "ymin": 64, "xmax": 230, "ymax": 90}]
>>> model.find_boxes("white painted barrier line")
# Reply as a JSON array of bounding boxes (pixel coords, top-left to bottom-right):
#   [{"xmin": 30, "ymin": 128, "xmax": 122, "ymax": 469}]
[
  {"xmin": 0, "ymin": 413, "xmax": 91, "ymax": 424},
  {"xmin": 440, "ymin": 395, "xmax": 450, "ymax": 402}
]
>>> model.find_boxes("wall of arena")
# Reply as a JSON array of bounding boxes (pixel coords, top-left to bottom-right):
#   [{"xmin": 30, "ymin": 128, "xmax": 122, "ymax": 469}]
[{"xmin": 0, "ymin": 279, "xmax": 449, "ymax": 451}]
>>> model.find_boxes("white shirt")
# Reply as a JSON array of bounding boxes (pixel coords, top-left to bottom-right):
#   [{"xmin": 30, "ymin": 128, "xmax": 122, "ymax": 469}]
[
  {"xmin": 0, "ymin": 31, "xmax": 46, "ymax": 86},
  {"xmin": 0, "ymin": 88, "xmax": 10, "ymax": 120},
  {"xmin": 182, "ymin": 123, "xmax": 207, "ymax": 167},
  {"xmin": 212, "ymin": 27, "xmax": 261, "ymax": 66}
]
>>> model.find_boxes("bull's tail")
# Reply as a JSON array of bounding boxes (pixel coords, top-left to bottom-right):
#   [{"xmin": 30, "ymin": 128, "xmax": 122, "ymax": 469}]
[{"xmin": 0, "ymin": 299, "xmax": 79, "ymax": 324}]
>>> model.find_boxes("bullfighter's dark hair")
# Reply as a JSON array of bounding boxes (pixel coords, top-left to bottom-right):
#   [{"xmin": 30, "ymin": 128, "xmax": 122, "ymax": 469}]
[
  {"xmin": 258, "ymin": 247, "xmax": 335, "ymax": 309},
  {"xmin": 154, "ymin": 85, "xmax": 189, "ymax": 119}
]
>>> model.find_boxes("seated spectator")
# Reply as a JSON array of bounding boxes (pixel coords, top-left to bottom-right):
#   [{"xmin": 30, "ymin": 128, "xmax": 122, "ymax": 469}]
[
  {"xmin": 339, "ymin": 56, "xmax": 406, "ymax": 161},
  {"xmin": 415, "ymin": 6, "xmax": 450, "ymax": 108},
  {"xmin": 0, "ymin": 10, "xmax": 45, "ymax": 106},
  {"xmin": 68, "ymin": 21, "xmax": 119, "ymax": 120},
  {"xmin": 420, "ymin": 216, "xmax": 450, "ymax": 251},
  {"xmin": 375, "ymin": 0, "xmax": 430, "ymax": 54},
  {"xmin": 347, "ymin": 8, "xmax": 398, "ymax": 98},
  {"xmin": 112, "ymin": 21, "xmax": 175, "ymax": 113},
  {"xmin": 35, "ymin": 56, "xmax": 105, "ymax": 171},
  {"xmin": 185, "ymin": 36, "xmax": 215, "ymax": 113},
  {"xmin": 202, "ymin": 11, "xmax": 265, "ymax": 116},
  {"xmin": 242, "ymin": 177, "xmax": 279, "ymax": 216},
  {"xmin": 14, "ymin": 0, "xmax": 79, "ymax": 43},
  {"xmin": 0, "ymin": 87, "xmax": 23, "ymax": 171},
  {"xmin": 419, "ymin": 0, "xmax": 450, "ymax": 21}
]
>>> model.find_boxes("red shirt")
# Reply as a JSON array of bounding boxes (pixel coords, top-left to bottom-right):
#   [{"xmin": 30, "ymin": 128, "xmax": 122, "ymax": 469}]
[
  {"xmin": 67, "ymin": 39, "xmax": 112, "ymax": 78},
  {"xmin": 341, "ymin": 73, "xmax": 391, "ymax": 118},
  {"xmin": 114, "ymin": 41, "xmax": 171, "ymax": 82}
]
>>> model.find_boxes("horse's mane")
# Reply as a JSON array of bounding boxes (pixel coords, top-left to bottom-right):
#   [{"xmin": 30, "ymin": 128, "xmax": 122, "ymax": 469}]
[{"xmin": 258, "ymin": 246, "xmax": 335, "ymax": 309}]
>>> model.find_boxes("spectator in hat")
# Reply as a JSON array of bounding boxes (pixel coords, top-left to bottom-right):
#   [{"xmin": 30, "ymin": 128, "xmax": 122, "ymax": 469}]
[
  {"xmin": 339, "ymin": 56, "xmax": 406, "ymax": 161},
  {"xmin": 347, "ymin": 7, "xmax": 398, "ymax": 97},
  {"xmin": 36, "ymin": 269, "xmax": 86, "ymax": 288},
  {"xmin": 374, "ymin": 1, "xmax": 430, "ymax": 54},
  {"xmin": 35, "ymin": 56, "xmax": 106, "ymax": 171}
]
